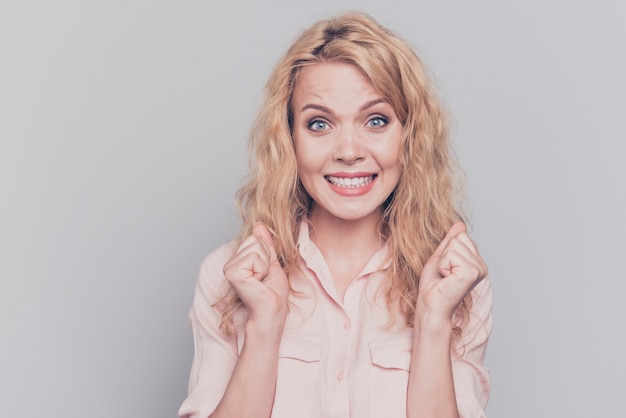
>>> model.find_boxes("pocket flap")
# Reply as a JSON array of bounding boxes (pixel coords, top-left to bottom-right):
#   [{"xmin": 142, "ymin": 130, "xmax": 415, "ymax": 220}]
[
  {"xmin": 369, "ymin": 339, "xmax": 412, "ymax": 371},
  {"xmin": 279, "ymin": 336, "xmax": 322, "ymax": 363}
]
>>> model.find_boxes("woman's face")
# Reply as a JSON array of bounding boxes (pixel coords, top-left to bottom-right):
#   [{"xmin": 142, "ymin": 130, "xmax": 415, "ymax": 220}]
[{"xmin": 291, "ymin": 62, "xmax": 403, "ymax": 224}]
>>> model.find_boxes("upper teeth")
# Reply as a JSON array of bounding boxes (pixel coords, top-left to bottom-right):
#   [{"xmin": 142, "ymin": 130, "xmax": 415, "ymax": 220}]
[{"xmin": 326, "ymin": 175, "xmax": 374, "ymax": 188}]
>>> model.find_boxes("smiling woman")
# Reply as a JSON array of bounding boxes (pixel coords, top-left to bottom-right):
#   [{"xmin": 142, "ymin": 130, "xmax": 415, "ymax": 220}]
[
  {"xmin": 292, "ymin": 63, "xmax": 403, "ymax": 227},
  {"xmin": 179, "ymin": 11, "xmax": 492, "ymax": 418}
]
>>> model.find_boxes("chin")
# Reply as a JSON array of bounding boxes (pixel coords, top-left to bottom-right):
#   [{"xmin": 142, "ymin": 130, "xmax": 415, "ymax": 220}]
[{"xmin": 326, "ymin": 205, "xmax": 384, "ymax": 223}]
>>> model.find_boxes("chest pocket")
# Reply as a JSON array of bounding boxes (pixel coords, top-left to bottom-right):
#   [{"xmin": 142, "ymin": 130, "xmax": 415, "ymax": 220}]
[
  {"xmin": 369, "ymin": 343, "xmax": 411, "ymax": 371},
  {"xmin": 272, "ymin": 335, "xmax": 322, "ymax": 418},
  {"xmin": 278, "ymin": 335, "xmax": 322, "ymax": 362},
  {"xmin": 368, "ymin": 334, "xmax": 412, "ymax": 371},
  {"xmin": 368, "ymin": 334, "xmax": 412, "ymax": 418}
]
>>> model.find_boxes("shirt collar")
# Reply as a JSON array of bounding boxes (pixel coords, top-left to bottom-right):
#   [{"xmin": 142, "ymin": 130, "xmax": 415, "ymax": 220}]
[{"xmin": 296, "ymin": 220, "xmax": 392, "ymax": 276}]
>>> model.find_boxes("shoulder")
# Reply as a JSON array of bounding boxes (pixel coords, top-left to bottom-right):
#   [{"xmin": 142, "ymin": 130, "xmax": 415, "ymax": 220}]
[
  {"xmin": 194, "ymin": 240, "xmax": 239, "ymax": 302},
  {"xmin": 199, "ymin": 240, "xmax": 239, "ymax": 278}
]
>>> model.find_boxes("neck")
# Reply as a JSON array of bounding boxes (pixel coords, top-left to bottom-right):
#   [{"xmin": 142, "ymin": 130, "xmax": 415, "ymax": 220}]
[{"xmin": 308, "ymin": 206, "xmax": 384, "ymax": 259}]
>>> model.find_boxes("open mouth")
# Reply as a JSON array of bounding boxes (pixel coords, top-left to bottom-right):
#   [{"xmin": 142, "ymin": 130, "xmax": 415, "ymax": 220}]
[{"xmin": 324, "ymin": 174, "xmax": 377, "ymax": 188}]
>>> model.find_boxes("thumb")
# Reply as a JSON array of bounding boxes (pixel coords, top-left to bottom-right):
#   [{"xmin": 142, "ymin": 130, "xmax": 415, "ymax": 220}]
[
  {"xmin": 421, "ymin": 222, "xmax": 466, "ymax": 283},
  {"xmin": 252, "ymin": 223, "xmax": 278, "ymax": 263},
  {"xmin": 432, "ymin": 221, "xmax": 466, "ymax": 258}
]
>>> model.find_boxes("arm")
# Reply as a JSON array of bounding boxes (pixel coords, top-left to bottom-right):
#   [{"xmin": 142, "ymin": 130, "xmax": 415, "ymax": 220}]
[
  {"xmin": 407, "ymin": 222, "xmax": 490, "ymax": 418},
  {"xmin": 451, "ymin": 278, "xmax": 492, "ymax": 417},
  {"xmin": 407, "ymin": 310, "xmax": 459, "ymax": 418},
  {"xmin": 179, "ymin": 224, "xmax": 289, "ymax": 418},
  {"xmin": 210, "ymin": 317, "xmax": 285, "ymax": 418},
  {"xmin": 211, "ymin": 224, "xmax": 289, "ymax": 418}
]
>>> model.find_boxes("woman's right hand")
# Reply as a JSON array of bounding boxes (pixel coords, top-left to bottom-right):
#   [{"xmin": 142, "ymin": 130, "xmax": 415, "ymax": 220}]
[
  {"xmin": 223, "ymin": 223, "xmax": 289, "ymax": 332},
  {"xmin": 209, "ymin": 224, "xmax": 289, "ymax": 417}
]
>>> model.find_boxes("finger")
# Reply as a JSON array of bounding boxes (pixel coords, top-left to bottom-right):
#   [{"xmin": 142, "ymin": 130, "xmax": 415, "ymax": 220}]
[
  {"xmin": 253, "ymin": 223, "xmax": 278, "ymax": 263},
  {"xmin": 443, "ymin": 235, "xmax": 481, "ymax": 266},
  {"xmin": 224, "ymin": 232, "xmax": 273, "ymax": 283},
  {"xmin": 421, "ymin": 222, "xmax": 466, "ymax": 284},
  {"xmin": 433, "ymin": 221, "xmax": 466, "ymax": 258},
  {"xmin": 235, "ymin": 238, "xmax": 271, "ymax": 262},
  {"xmin": 455, "ymin": 232, "xmax": 480, "ymax": 257},
  {"xmin": 438, "ymin": 245, "xmax": 488, "ymax": 283},
  {"xmin": 450, "ymin": 234, "xmax": 489, "ymax": 277},
  {"xmin": 224, "ymin": 251, "xmax": 270, "ymax": 282}
]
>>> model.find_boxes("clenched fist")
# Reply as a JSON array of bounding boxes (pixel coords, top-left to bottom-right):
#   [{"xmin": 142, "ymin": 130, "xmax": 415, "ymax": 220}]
[
  {"xmin": 417, "ymin": 222, "xmax": 488, "ymax": 322},
  {"xmin": 223, "ymin": 223, "xmax": 289, "ymax": 331}
]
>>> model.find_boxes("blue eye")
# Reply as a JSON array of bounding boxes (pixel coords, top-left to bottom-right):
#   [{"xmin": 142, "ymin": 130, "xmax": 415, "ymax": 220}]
[
  {"xmin": 367, "ymin": 116, "xmax": 388, "ymax": 128},
  {"xmin": 308, "ymin": 119, "xmax": 330, "ymax": 131}
]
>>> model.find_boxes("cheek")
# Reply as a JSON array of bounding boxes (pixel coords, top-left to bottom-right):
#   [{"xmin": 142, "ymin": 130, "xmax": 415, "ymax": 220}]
[
  {"xmin": 386, "ymin": 150, "xmax": 401, "ymax": 167},
  {"xmin": 295, "ymin": 142, "xmax": 323, "ymax": 174},
  {"xmin": 293, "ymin": 137, "xmax": 306, "ymax": 170},
  {"xmin": 377, "ymin": 128, "xmax": 403, "ymax": 168},
  {"xmin": 294, "ymin": 145, "xmax": 309, "ymax": 170},
  {"xmin": 295, "ymin": 158, "xmax": 309, "ymax": 178},
  {"xmin": 375, "ymin": 144, "xmax": 402, "ymax": 171},
  {"xmin": 295, "ymin": 152, "xmax": 317, "ymax": 187}
]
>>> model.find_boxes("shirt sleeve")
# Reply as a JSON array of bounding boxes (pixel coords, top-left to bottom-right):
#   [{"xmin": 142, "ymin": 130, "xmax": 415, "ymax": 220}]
[
  {"xmin": 452, "ymin": 277, "xmax": 494, "ymax": 418},
  {"xmin": 178, "ymin": 242, "xmax": 239, "ymax": 418}
]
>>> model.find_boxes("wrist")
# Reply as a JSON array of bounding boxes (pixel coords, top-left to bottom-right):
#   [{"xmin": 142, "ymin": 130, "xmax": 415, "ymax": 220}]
[
  {"xmin": 244, "ymin": 315, "xmax": 286, "ymax": 344},
  {"xmin": 414, "ymin": 306, "xmax": 454, "ymax": 337}
]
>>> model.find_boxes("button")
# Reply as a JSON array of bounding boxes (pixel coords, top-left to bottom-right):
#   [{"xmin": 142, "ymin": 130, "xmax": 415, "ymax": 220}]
[
  {"xmin": 343, "ymin": 319, "xmax": 351, "ymax": 329},
  {"xmin": 336, "ymin": 372, "xmax": 344, "ymax": 381}
]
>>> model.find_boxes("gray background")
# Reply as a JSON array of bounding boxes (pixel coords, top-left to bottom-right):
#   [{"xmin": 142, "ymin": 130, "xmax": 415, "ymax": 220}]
[{"xmin": 1, "ymin": 0, "xmax": 624, "ymax": 417}]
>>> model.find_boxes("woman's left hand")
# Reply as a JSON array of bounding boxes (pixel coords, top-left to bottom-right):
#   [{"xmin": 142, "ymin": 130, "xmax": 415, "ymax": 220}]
[{"xmin": 417, "ymin": 222, "xmax": 488, "ymax": 322}]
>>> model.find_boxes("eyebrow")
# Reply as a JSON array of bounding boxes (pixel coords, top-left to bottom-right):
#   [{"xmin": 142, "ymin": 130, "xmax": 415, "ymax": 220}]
[
  {"xmin": 359, "ymin": 99, "xmax": 385, "ymax": 111},
  {"xmin": 300, "ymin": 103, "xmax": 334, "ymax": 115},
  {"xmin": 299, "ymin": 99, "xmax": 387, "ymax": 115}
]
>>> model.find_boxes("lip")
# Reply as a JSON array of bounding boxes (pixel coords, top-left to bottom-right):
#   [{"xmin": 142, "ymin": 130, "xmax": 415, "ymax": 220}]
[
  {"xmin": 326, "ymin": 171, "xmax": 376, "ymax": 178},
  {"xmin": 324, "ymin": 172, "xmax": 378, "ymax": 197}
]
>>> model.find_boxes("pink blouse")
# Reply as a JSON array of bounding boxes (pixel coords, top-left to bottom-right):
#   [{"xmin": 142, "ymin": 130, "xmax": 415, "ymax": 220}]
[{"xmin": 179, "ymin": 223, "xmax": 493, "ymax": 418}]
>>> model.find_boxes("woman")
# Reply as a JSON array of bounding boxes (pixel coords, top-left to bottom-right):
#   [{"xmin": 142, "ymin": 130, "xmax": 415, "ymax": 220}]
[{"xmin": 179, "ymin": 11, "xmax": 492, "ymax": 418}]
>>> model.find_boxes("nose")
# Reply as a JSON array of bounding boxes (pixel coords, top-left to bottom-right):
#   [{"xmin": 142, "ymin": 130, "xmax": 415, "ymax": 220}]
[{"xmin": 333, "ymin": 127, "xmax": 365, "ymax": 164}]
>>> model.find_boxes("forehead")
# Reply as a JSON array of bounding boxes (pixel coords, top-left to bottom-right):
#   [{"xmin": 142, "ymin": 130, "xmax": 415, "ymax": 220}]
[{"xmin": 292, "ymin": 62, "xmax": 383, "ymax": 111}]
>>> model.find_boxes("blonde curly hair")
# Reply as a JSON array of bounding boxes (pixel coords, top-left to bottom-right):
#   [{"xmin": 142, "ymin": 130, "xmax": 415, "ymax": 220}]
[{"xmin": 219, "ymin": 11, "xmax": 471, "ymax": 337}]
